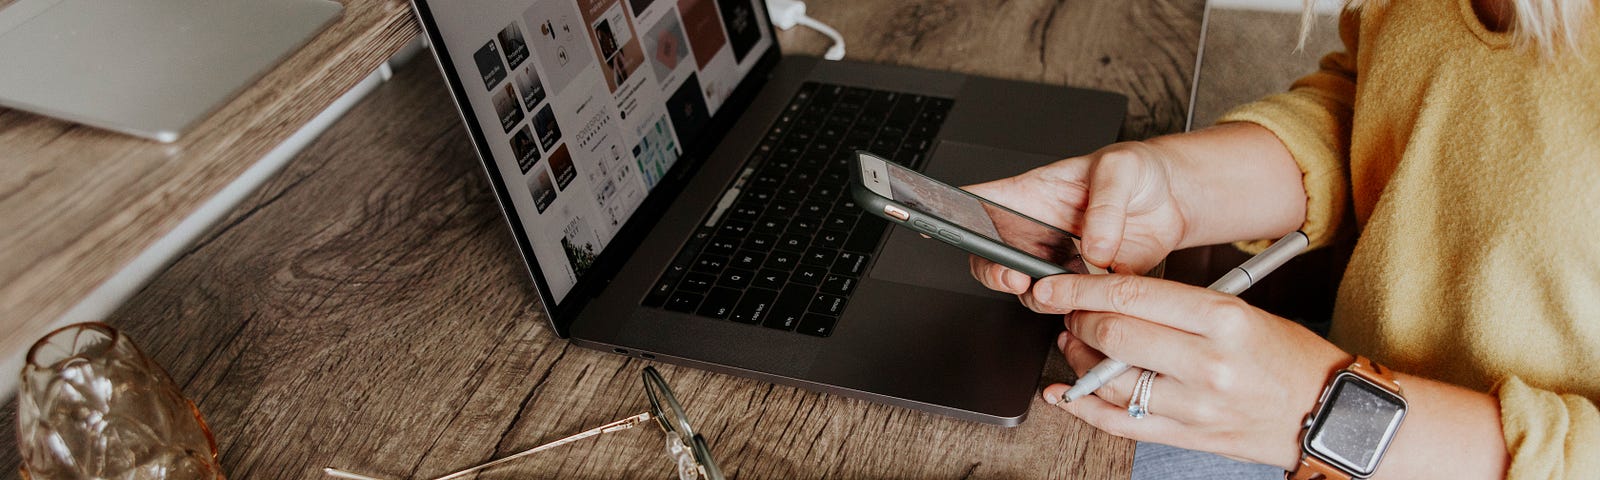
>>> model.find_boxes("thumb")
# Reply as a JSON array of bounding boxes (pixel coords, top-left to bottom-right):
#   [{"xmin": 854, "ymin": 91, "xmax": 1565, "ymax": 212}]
[{"xmin": 1080, "ymin": 157, "xmax": 1138, "ymax": 267}]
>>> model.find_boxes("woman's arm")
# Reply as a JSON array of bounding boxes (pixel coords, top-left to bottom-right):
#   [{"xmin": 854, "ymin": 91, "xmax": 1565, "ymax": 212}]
[
  {"xmin": 1368, "ymin": 372, "xmax": 1508, "ymax": 479},
  {"xmin": 1148, "ymin": 122, "xmax": 1307, "ymax": 249}
]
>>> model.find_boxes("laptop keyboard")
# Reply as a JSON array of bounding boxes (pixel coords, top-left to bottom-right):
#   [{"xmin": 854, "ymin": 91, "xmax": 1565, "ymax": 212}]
[{"xmin": 642, "ymin": 81, "xmax": 953, "ymax": 337}]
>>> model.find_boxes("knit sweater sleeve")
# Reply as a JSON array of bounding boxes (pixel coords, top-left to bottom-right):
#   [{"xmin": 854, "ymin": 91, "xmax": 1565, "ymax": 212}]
[
  {"xmin": 1495, "ymin": 376, "xmax": 1600, "ymax": 479},
  {"xmin": 1217, "ymin": 10, "xmax": 1359, "ymax": 252}
]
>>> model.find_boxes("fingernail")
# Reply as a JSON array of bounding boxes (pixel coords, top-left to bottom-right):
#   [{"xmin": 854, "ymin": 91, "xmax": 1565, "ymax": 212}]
[
  {"xmin": 1006, "ymin": 272, "xmax": 1025, "ymax": 292},
  {"xmin": 1045, "ymin": 392, "xmax": 1060, "ymax": 405},
  {"xmin": 1090, "ymin": 241, "xmax": 1114, "ymax": 264},
  {"xmin": 1057, "ymin": 332, "xmax": 1071, "ymax": 351},
  {"xmin": 1033, "ymin": 280, "xmax": 1053, "ymax": 302}
]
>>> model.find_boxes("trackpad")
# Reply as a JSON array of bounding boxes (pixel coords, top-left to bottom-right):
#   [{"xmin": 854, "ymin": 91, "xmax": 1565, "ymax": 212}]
[{"xmin": 868, "ymin": 141, "xmax": 1064, "ymax": 299}]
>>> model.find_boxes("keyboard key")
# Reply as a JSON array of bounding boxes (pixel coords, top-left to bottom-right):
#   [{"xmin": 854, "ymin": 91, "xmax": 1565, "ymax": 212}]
[
  {"xmin": 768, "ymin": 201, "xmax": 798, "ymax": 218},
  {"xmin": 745, "ymin": 233, "xmax": 777, "ymax": 251},
  {"xmin": 754, "ymin": 269, "xmax": 788, "ymax": 289},
  {"xmin": 802, "ymin": 248, "xmax": 837, "ymax": 266},
  {"xmin": 789, "ymin": 216, "xmax": 822, "ymax": 232},
  {"xmin": 754, "ymin": 217, "xmax": 786, "ymax": 234},
  {"xmin": 809, "ymin": 293, "xmax": 848, "ymax": 315},
  {"xmin": 814, "ymin": 230, "xmax": 847, "ymax": 249},
  {"xmin": 679, "ymin": 272, "xmax": 715, "ymax": 293},
  {"xmin": 777, "ymin": 233, "xmax": 810, "ymax": 251},
  {"xmin": 684, "ymin": 227, "xmax": 715, "ymax": 251},
  {"xmin": 706, "ymin": 236, "xmax": 740, "ymax": 256},
  {"xmin": 730, "ymin": 203, "xmax": 763, "ymax": 221},
  {"xmin": 908, "ymin": 121, "xmax": 940, "ymax": 141},
  {"xmin": 730, "ymin": 288, "xmax": 779, "ymax": 324},
  {"xmin": 823, "ymin": 213, "xmax": 855, "ymax": 230},
  {"xmin": 697, "ymin": 287, "xmax": 742, "ymax": 319},
  {"xmin": 765, "ymin": 250, "xmax": 799, "ymax": 270},
  {"xmin": 833, "ymin": 195, "xmax": 858, "ymax": 212},
  {"xmin": 797, "ymin": 313, "xmax": 839, "ymax": 337},
  {"xmin": 664, "ymin": 249, "xmax": 697, "ymax": 280},
  {"xmin": 720, "ymin": 268, "xmax": 754, "ymax": 289},
  {"xmin": 872, "ymin": 137, "xmax": 901, "ymax": 154},
  {"xmin": 720, "ymin": 221, "xmax": 752, "ymax": 237},
  {"xmin": 768, "ymin": 286, "xmax": 815, "ymax": 331},
  {"xmin": 693, "ymin": 254, "xmax": 729, "ymax": 273},
  {"xmin": 808, "ymin": 184, "xmax": 841, "ymax": 200},
  {"xmin": 792, "ymin": 265, "xmax": 827, "ymax": 285},
  {"xmin": 831, "ymin": 252, "xmax": 871, "ymax": 276},
  {"xmin": 865, "ymin": 90, "xmax": 897, "ymax": 110},
  {"xmin": 777, "ymin": 185, "xmax": 809, "ymax": 201},
  {"xmin": 643, "ymin": 278, "xmax": 675, "ymax": 307},
  {"xmin": 822, "ymin": 274, "xmax": 857, "ymax": 295},
  {"xmin": 730, "ymin": 250, "xmax": 766, "ymax": 270},
  {"xmin": 819, "ymin": 169, "xmax": 849, "ymax": 186},
  {"xmin": 744, "ymin": 188, "xmax": 776, "ymax": 204},
  {"xmin": 752, "ymin": 171, "xmax": 783, "ymax": 189},
  {"xmin": 788, "ymin": 170, "xmax": 818, "ymax": 186},
  {"xmin": 798, "ymin": 200, "xmax": 830, "ymax": 217},
  {"xmin": 666, "ymin": 292, "xmax": 704, "ymax": 313},
  {"xmin": 843, "ymin": 216, "xmax": 889, "ymax": 253}
]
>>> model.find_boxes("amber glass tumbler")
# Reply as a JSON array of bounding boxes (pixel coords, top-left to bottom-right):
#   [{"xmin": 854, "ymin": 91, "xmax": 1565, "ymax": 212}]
[{"xmin": 16, "ymin": 323, "xmax": 223, "ymax": 479}]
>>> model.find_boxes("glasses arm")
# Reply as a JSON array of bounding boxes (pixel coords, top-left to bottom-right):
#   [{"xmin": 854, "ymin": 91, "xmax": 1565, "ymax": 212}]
[{"xmin": 324, "ymin": 412, "xmax": 655, "ymax": 480}]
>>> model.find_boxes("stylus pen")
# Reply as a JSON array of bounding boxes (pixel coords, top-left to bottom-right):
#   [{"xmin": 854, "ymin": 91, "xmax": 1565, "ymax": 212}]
[{"xmin": 1060, "ymin": 230, "xmax": 1310, "ymax": 403}]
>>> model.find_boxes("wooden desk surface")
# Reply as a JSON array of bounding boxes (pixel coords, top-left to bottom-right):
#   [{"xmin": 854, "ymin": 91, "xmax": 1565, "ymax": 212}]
[
  {"xmin": 0, "ymin": 0, "xmax": 418, "ymax": 365},
  {"xmin": 2, "ymin": 0, "xmax": 1203, "ymax": 477}
]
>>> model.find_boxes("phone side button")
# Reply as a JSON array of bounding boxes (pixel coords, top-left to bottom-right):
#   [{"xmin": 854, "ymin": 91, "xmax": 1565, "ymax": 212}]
[
  {"xmin": 936, "ymin": 229, "xmax": 962, "ymax": 242},
  {"xmin": 911, "ymin": 219, "xmax": 934, "ymax": 230},
  {"xmin": 882, "ymin": 204, "xmax": 910, "ymax": 221}
]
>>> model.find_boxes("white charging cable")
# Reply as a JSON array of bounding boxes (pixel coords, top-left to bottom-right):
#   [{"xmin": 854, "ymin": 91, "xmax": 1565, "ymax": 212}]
[{"xmin": 765, "ymin": 0, "xmax": 846, "ymax": 60}]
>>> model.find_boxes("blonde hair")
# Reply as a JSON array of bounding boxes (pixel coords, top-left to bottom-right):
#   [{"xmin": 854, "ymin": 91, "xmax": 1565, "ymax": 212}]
[{"xmin": 1299, "ymin": 0, "xmax": 1593, "ymax": 56}]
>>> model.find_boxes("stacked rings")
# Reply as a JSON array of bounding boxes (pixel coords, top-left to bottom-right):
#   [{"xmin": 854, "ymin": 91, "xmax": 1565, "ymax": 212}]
[{"xmin": 1127, "ymin": 370, "xmax": 1157, "ymax": 419}]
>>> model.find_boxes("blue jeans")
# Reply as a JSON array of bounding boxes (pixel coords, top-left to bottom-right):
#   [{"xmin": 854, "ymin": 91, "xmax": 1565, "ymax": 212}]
[{"xmin": 1133, "ymin": 442, "xmax": 1283, "ymax": 479}]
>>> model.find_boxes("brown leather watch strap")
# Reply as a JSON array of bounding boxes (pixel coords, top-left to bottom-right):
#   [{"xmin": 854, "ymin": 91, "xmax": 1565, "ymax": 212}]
[
  {"xmin": 1289, "ymin": 454, "xmax": 1350, "ymax": 480},
  {"xmin": 1345, "ymin": 355, "xmax": 1401, "ymax": 392}
]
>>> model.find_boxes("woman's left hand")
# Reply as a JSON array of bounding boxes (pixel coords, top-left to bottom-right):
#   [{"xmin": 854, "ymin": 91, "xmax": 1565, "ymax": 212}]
[{"xmin": 1025, "ymin": 273, "xmax": 1353, "ymax": 470}]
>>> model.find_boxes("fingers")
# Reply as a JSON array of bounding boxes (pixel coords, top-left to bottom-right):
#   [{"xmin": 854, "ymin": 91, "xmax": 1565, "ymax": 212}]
[
  {"xmin": 968, "ymin": 254, "xmax": 1032, "ymax": 294},
  {"xmin": 1043, "ymin": 382, "xmax": 1187, "ymax": 443},
  {"xmin": 1079, "ymin": 153, "xmax": 1141, "ymax": 267},
  {"xmin": 1058, "ymin": 331, "xmax": 1132, "ymax": 405},
  {"xmin": 1059, "ymin": 328, "xmax": 1189, "ymax": 416},
  {"xmin": 1064, "ymin": 311, "xmax": 1207, "ymax": 380},
  {"xmin": 1029, "ymin": 273, "xmax": 1241, "ymax": 337}
]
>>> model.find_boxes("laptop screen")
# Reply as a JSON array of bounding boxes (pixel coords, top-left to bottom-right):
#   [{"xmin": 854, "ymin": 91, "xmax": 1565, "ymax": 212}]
[{"xmin": 413, "ymin": 0, "xmax": 776, "ymax": 317}]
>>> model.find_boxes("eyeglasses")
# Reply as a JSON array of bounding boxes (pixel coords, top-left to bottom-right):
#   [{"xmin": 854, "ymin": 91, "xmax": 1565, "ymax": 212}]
[{"xmin": 325, "ymin": 366, "xmax": 723, "ymax": 480}]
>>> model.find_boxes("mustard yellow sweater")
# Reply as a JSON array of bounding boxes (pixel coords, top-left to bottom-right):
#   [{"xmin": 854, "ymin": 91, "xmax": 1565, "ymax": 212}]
[{"xmin": 1219, "ymin": 1, "xmax": 1600, "ymax": 477}]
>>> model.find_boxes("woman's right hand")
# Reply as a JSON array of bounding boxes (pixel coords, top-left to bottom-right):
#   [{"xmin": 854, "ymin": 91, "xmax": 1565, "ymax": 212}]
[{"xmin": 964, "ymin": 140, "xmax": 1193, "ymax": 295}]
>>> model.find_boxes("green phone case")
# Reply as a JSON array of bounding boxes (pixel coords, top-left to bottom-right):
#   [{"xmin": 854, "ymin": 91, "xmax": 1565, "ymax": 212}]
[{"xmin": 847, "ymin": 153, "xmax": 1081, "ymax": 279}]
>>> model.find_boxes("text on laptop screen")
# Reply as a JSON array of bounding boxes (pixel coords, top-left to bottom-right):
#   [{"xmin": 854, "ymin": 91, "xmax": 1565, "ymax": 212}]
[{"xmin": 429, "ymin": 0, "xmax": 773, "ymax": 304}]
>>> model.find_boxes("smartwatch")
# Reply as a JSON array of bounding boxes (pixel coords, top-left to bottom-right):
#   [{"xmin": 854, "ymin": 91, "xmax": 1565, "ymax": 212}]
[{"xmin": 1288, "ymin": 356, "xmax": 1407, "ymax": 480}]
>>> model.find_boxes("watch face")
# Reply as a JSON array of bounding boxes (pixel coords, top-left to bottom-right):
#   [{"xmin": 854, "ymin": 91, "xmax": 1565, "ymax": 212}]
[{"xmin": 1306, "ymin": 373, "xmax": 1407, "ymax": 476}]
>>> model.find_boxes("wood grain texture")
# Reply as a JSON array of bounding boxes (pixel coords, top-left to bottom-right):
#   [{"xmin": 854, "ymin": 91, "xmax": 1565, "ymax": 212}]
[
  {"xmin": 785, "ymin": 0, "xmax": 1204, "ymax": 140},
  {"xmin": 0, "ymin": 0, "xmax": 419, "ymax": 367},
  {"xmin": 3, "ymin": 0, "xmax": 1204, "ymax": 477}
]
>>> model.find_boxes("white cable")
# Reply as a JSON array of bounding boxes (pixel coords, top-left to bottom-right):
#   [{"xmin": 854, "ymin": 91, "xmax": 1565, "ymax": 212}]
[
  {"xmin": 765, "ymin": 0, "xmax": 846, "ymax": 60},
  {"xmin": 794, "ymin": 15, "xmax": 846, "ymax": 60}
]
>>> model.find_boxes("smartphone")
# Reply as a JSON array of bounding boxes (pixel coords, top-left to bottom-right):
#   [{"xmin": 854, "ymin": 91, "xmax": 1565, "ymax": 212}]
[{"xmin": 849, "ymin": 151, "xmax": 1109, "ymax": 278}]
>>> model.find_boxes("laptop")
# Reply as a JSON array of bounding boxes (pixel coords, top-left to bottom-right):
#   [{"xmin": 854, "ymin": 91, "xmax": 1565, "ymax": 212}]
[
  {"xmin": 0, "ymin": 0, "xmax": 341, "ymax": 142},
  {"xmin": 410, "ymin": 0, "xmax": 1125, "ymax": 425}
]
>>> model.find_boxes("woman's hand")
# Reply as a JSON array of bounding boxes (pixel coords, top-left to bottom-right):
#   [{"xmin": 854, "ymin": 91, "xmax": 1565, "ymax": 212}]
[
  {"xmin": 964, "ymin": 141, "xmax": 1191, "ymax": 293},
  {"xmin": 1026, "ymin": 272, "xmax": 1351, "ymax": 470}
]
